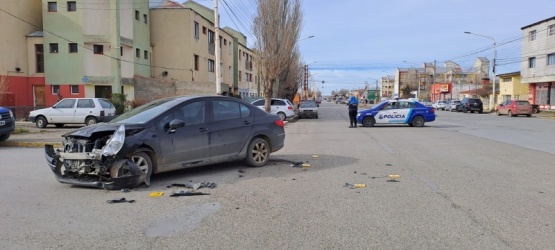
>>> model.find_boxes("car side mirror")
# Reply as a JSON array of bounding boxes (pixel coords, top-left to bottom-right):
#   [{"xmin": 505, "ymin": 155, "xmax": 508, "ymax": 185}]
[{"xmin": 168, "ymin": 119, "xmax": 185, "ymax": 134}]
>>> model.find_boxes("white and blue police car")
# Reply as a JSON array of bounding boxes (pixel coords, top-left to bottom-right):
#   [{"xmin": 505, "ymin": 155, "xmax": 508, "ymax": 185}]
[{"xmin": 356, "ymin": 99, "xmax": 436, "ymax": 127}]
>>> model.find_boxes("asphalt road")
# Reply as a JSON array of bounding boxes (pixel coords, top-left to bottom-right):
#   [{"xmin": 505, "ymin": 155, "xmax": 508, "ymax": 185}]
[{"xmin": 1, "ymin": 102, "xmax": 554, "ymax": 249}]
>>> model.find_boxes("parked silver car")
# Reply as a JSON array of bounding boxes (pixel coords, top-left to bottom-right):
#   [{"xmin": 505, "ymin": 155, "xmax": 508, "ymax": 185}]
[
  {"xmin": 445, "ymin": 100, "xmax": 461, "ymax": 112},
  {"xmin": 432, "ymin": 100, "xmax": 448, "ymax": 110}
]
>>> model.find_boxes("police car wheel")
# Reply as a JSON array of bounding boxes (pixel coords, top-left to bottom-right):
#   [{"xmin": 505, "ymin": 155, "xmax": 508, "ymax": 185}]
[
  {"xmin": 362, "ymin": 116, "xmax": 375, "ymax": 127},
  {"xmin": 411, "ymin": 116, "xmax": 425, "ymax": 127}
]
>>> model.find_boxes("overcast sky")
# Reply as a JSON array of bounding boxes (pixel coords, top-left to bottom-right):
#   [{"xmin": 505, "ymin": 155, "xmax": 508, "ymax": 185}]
[{"xmin": 160, "ymin": 0, "xmax": 554, "ymax": 95}]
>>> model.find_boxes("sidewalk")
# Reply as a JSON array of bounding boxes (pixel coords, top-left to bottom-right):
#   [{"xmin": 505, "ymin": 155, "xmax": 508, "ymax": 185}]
[
  {"xmin": 0, "ymin": 121, "xmax": 69, "ymax": 148},
  {"xmin": 2, "ymin": 116, "xmax": 300, "ymax": 148}
]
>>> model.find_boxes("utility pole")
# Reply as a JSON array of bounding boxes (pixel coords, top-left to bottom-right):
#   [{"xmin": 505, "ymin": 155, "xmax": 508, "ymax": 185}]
[
  {"xmin": 214, "ymin": 0, "xmax": 221, "ymax": 95},
  {"xmin": 304, "ymin": 64, "xmax": 308, "ymax": 100},
  {"xmin": 464, "ymin": 31, "xmax": 497, "ymax": 109},
  {"xmin": 110, "ymin": 0, "xmax": 121, "ymax": 95}
]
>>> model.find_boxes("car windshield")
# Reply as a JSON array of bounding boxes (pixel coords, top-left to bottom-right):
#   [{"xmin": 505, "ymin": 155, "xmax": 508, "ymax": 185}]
[{"xmin": 110, "ymin": 98, "xmax": 178, "ymax": 124}]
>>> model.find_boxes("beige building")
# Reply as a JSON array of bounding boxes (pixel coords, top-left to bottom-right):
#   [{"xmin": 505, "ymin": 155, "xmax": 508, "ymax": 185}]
[{"xmin": 380, "ymin": 75, "xmax": 395, "ymax": 99}]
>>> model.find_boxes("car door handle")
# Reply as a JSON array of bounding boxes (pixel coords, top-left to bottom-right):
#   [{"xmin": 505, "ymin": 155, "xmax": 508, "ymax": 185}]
[
  {"xmin": 198, "ymin": 128, "xmax": 208, "ymax": 132},
  {"xmin": 243, "ymin": 120, "xmax": 251, "ymax": 125}
]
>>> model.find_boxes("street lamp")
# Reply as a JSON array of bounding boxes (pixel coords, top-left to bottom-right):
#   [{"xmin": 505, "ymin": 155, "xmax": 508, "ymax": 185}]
[
  {"xmin": 464, "ymin": 31, "xmax": 497, "ymax": 109},
  {"xmin": 299, "ymin": 35, "xmax": 315, "ymax": 42}
]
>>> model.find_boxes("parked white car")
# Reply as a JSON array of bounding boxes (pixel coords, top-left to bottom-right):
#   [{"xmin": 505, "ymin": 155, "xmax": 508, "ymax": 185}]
[
  {"xmin": 251, "ymin": 98, "xmax": 295, "ymax": 120},
  {"xmin": 28, "ymin": 98, "xmax": 116, "ymax": 128}
]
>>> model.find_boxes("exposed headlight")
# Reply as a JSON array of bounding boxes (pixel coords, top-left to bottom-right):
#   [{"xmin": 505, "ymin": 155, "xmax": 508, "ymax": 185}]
[
  {"xmin": 9, "ymin": 110, "xmax": 14, "ymax": 118},
  {"xmin": 102, "ymin": 125, "xmax": 126, "ymax": 156}
]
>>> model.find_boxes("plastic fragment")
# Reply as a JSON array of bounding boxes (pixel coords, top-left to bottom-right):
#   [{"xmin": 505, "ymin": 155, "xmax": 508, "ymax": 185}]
[
  {"xmin": 149, "ymin": 192, "xmax": 164, "ymax": 197},
  {"xmin": 107, "ymin": 198, "xmax": 135, "ymax": 204},
  {"xmin": 170, "ymin": 191, "xmax": 210, "ymax": 197}
]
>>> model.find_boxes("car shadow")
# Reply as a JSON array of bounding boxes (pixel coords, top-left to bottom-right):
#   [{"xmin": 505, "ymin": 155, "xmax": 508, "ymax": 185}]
[{"xmin": 147, "ymin": 154, "xmax": 358, "ymax": 189}]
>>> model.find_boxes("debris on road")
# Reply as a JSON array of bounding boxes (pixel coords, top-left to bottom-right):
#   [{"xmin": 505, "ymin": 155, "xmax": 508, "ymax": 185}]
[
  {"xmin": 344, "ymin": 183, "xmax": 366, "ymax": 189},
  {"xmin": 311, "ymin": 155, "xmax": 319, "ymax": 158},
  {"xmin": 170, "ymin": 191, "xmax": 210, "ymax": 197},
  {"xmin": 149, "ymin": 191, "xmax": 164, "ymax": 197},
  {"xmin": 166, "ymin": 182, "xmax": 217, "ymax": 190},
  {"xmin": 387, "ymin": 174, "xmax": 401, "ymax": 182},
  {"xmin": 106, "ymin": 198, "xmax": 135, "ymax": 204}
]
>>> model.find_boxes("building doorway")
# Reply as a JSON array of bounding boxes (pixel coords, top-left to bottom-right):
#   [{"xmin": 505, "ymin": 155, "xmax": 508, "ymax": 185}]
[{"xmin": 95, "ymin": 85, "xmax": 112, "ymax": 99}]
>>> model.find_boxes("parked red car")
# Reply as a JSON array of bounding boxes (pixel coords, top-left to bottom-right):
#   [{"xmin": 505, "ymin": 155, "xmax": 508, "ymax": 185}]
[{"xmin": 496, "ymin": 100, "xmax": 532, "ymax": 117}]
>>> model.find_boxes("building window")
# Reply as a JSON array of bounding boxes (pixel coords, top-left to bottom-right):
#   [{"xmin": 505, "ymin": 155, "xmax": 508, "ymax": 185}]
[
  {"xmin": 548, "ymin": 53, "xmax": 555, "ymax": 66},
  {"xmin": 48, "ymin": 2, "xmax": 57, "ymax": 12},
  {"xmin": 529, "ymin": 57, "xmax": 536, "ymax": 68},
  {"xmin": 203, "ymin": 26, "xmax": 207, "ymax": 34},
  {"xmin": 194, "ymin": 54, "xmax": 199, "ymax": 71},
  {"xmin": 52, "ymin": 85, "xmax": 59, "ymax": 95},
  {"xmin": 35, "ymin": 44, "xmax": 44, "ymax": 73},
  {"xmin": 208, "ymin": 30, "xmax": 214, "ymax": 43},
  {"xmin": 93, "ymin": 44, "xmax": 103, "ymax": 54},
  {"xmin": 194, "ymin": 22, "xmax": 199, "ymax": 38},
  {"xmin": 502, "ymin": 77, "xmax": 511, "ymax": 82},
  {"xmin": 208, "ymin": 59, "xmax": 215, "ymax": 72},
  {"xmin": 67, "ymin": 1, "xmax": 76, "ymax": 12},
  {"xmin": 549, "ymin": 25, "xmax": 555, "ymax": 36},
  {"xmin": 49, "ymin": 43, "xmax": 58, "ymax": 53},
  {"xmin": 70, "ymin": 85, "xmax": 79, "ymax": 94},
  {"xmin": 135, "ymin": 10, "xmax": 140, "ymax": 20},
  {"xmin": 229, "ymin": 66, "xmax": 232, "ymax": 78},
  {"xmin": 239, "ymin": 71, "xmax": 242, "ymax": 81},
  {"xmin": 529, "ymin": 30, "xmax": 536, "ymax": 41},
  {"xmin": 144, "ymin": 50, "xmax": 148, "ymax": 59},
  {"xmin": 224, "ymin": 39, "xmax": 227, "ymax": 46},
  {"xmin": 68, "ymin": 43, "xmax": 78, "ymax": 53},
  {"xmin": 143, "ymin": 14, "xmax": 148, "ymax": 24},
  {"xmin": 120, "ymin": 47, "xmax": 123, "ymax": 56},
  {"xmin": 136, "ymin": 48, "xmax": 140, "ymax": 58}
]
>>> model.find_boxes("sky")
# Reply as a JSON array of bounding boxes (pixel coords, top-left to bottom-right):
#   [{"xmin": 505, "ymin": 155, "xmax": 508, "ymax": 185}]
[{"xmin": 154, "ymin": 0, "xmax": 555, "ymax": 96}]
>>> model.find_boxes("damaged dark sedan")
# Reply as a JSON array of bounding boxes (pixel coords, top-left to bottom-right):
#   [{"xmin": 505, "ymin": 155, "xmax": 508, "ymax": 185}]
[{"xmin": 45, "ymin": 95, "xmax": 286, "ymax": 190}]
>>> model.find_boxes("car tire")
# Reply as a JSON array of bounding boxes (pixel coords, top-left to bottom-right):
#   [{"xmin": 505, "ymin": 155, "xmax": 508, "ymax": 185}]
[
  {"xmin": 411, "ymin": 116, "xmax": 425, "ymax": 127},
  {"xmin": 0, "ymin": 134, "xmax": 10, "ymax": 141},
  {"xmin": 533, "ymin": 107, "xmax": 539, "ymax": 114},
  {"xmin": 362, "ymin": 116, "xmax": 375, "ymax": 127},
  {"xmin": 479, "ymin": 109, "xmax": 483, "ymax": 114},
  {"xmin": 36, "ymin": 116, "xmax": 48, "ymax": 128},
  {"xmin": 131, "ymin": 151, "xmax": 153, "ymax": 186},
  {"xmin": 245, "ymin": 137, "xmax": 270, "ymax": 167},
  {"xmin": 496, "ymin": 110, "xmax": 501, "ymax": 116},
  {"xmin": 315, "ymin": 115, "xmax": 318, "ymax": 119},
  {"xmin": 55, "ymin": 123, "xmax": 64, "ymax": 128},
  {"xmin": 463, "ymin": 108, "xmax": 468, "ymax": 113},
  {"xmin": 508, "ymin": 110, "xmax": 514, "ymax": 117},
  {"xmin": 527, "ymin": 114, "xmax": 532, "ymax": 117},
  {"xmin": 85, "ymin": 117, "xmax": 98, "ymax": 126},
  {"xmin": 277, "ymin": 112, "xmax": 286, "ymax": 121}
]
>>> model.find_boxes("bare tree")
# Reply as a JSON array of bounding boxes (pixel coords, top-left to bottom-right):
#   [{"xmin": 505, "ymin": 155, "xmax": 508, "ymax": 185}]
[
  {"xmin": 253, "ymin": 0, "xmax": 302, "ymax": 112},
  {"xmin": 0, "ymin": 67, "xmax": 9, "ymax": 105},
  {"xmin": 276, "ymin": 48, "xmax": 301, "ymax": 101}
]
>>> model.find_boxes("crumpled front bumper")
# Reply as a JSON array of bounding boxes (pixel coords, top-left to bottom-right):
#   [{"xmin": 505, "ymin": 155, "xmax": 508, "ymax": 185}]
[{"xmin": 44, "ymin": 144, "xmax": 144, "ymax": 190}]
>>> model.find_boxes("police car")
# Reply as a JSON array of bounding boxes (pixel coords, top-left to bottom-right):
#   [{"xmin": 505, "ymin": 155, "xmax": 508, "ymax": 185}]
[{"xmin": 356, "ymin": 99, "xmax": 436, "ymax": 127}]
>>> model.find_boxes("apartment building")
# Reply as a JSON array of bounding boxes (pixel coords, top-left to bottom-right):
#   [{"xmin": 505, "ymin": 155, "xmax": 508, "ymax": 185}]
[
  {"xmin": 0, "ymin": 0, "xmax": 43, "ymax": 113},
  {"xmin": 40, "ymin": 0, "xmax": 151, "ymax": 104},
  {"xmin": 521, "ymin": 16, "xmax": 555, "ymax": 110},
  {"xmin": 380, "ymin": 75, "xmax": 395, "ymax": 99}
]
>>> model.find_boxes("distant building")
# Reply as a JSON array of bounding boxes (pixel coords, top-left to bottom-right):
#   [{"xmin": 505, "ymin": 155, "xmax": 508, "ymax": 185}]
[{"xmin": 520, "ymin": 16, "xmax": 555, "ymax": 110}]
